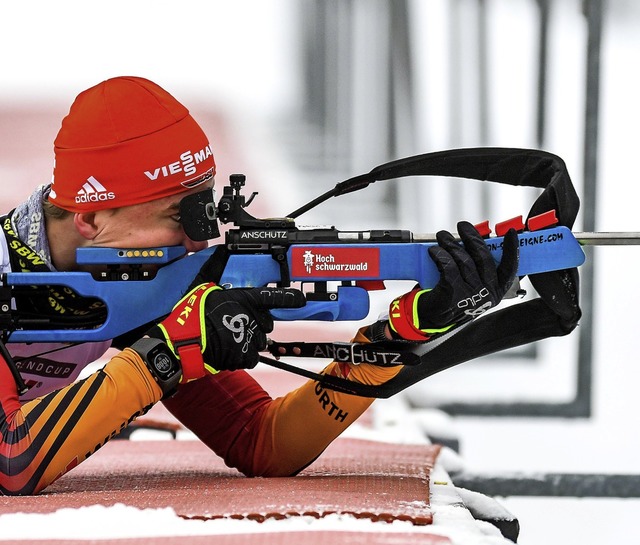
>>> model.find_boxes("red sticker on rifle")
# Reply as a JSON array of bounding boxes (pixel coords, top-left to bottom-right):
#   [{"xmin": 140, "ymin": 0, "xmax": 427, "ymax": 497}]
[{"xmin": 291, "ymin": 247, "xmax": 380, "ymax": 278}]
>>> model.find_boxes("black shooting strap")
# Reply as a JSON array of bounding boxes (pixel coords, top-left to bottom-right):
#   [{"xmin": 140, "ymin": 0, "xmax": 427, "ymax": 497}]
[
  {"xmin": 260, "ymin": 147, "xmax": 582, "ymax": 398},
  {"xmin": 267, "ymin": 340, "xmax": 423, "ymax": 367}
]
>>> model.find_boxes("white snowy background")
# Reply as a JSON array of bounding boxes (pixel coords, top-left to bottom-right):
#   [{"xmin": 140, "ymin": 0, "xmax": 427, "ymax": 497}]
[{"xmin": 1, "ymin": 1, "xmax": 639, "ymax": 544}]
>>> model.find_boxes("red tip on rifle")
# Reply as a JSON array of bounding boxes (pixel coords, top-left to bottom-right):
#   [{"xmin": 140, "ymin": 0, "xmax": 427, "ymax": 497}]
[
  {"xmin": 495, "ymin": 216, "xmax": 525, "ymax": 236},
  {"xmin": 473, "ymin": 220, "xmax": 492, "ymax": 238},
  {"xmin": 527, "ymin": 210, "xmax": 559, "ymax": 231}
]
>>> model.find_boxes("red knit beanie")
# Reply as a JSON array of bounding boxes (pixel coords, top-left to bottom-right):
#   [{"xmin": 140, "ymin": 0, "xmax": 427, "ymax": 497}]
[{"xmin": 50, "ymin": 76, "xmax": 216, "ymax": 212}]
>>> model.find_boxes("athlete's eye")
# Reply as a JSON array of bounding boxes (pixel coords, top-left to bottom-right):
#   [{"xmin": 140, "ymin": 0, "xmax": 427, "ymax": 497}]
[{"xmin": 170, "ymin": 213, "xmax": 181, "ymax": 223}]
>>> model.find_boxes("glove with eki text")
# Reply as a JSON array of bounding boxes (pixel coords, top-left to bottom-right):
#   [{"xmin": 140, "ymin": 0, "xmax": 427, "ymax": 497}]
[
  {"xmin": 388, "ymin": 221, "xmax": 519, "ymax": 341},
  {"xmin": 148, "ymin": 284, "xmax": 306, "ymax": 380}
]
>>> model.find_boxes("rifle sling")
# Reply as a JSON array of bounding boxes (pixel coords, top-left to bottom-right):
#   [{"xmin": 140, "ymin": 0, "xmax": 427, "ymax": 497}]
[
  {"xmin": 261, "ymin": 148, "xmax": 583, "ymax": 398},
  {"xmin": 267, "ymin": 340, "xmax": 423, "ymax": 367}
]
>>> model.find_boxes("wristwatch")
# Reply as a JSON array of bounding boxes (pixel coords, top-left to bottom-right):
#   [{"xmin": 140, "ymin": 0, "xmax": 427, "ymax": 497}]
[{"xmin": 130, "ymin": 337, "xmax": 182, "ymax": 398}]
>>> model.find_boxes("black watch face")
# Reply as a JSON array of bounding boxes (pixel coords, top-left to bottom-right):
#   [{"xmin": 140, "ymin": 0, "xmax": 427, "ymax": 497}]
[{"xmin": 150, "ymin": 347, "xmax": 176, "ymax": 379}]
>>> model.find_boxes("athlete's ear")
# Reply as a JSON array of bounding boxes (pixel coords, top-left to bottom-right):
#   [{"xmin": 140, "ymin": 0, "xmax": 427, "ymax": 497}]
[{"xmin": 73, "ymin": 212, "xmax": 99, "ymax": 240}]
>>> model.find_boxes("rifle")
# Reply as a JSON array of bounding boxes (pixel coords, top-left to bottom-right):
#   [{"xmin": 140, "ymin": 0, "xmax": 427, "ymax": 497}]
[{"xmin": 0, "ymin": 147, "xmax": 622, "ymax": 397}]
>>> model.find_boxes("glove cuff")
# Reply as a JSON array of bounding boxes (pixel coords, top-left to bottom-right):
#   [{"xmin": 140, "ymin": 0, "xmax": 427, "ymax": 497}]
[
  {"xmin": 389, "ymin": 289, "xmax": 456, "ymax": 341},
  {"xmin": 389, "ymin": 289, "xmax": 432, "ymax": 341},
  {"xmin": 156, "ymin": 283, "xmax": 222, "ymax": 382}
]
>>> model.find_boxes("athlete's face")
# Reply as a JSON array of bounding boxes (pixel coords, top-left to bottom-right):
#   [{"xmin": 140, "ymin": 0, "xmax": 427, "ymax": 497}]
[{"xmin": 88, "ymin": 183, "xmax": 213, "ymax": 252}]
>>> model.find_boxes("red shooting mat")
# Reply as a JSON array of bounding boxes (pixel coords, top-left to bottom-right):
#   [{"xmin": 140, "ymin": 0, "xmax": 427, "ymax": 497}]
[{"xmin": 0, "ymin": 439, "xmax": 440, "ymax": 526}]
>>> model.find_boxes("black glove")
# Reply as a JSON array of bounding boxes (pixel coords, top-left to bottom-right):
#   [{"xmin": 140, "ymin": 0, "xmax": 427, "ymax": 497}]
[
  {"xmin": 389, "ymin": 221, "xmax": 519, "ymax": 341},
  {"xmin": 149, "ymin": 283, "xmax": 305, "ymax": 380}
]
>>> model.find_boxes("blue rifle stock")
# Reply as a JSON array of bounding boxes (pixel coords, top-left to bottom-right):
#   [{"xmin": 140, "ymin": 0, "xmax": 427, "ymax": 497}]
[{"xmin": 4, "ymin": 225, "xmax": 584, "ymax": 343}]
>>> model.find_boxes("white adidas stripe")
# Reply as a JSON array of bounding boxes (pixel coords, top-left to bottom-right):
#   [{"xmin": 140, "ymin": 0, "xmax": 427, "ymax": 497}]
[{"xmin": 78, "ymin": 176, "xmax": 108, "ymax": 195}]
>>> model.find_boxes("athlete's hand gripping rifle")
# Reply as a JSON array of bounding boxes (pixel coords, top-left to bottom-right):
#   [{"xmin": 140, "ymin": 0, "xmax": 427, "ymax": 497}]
[{"xmin": 0, "ymin": 148, "xmax": 600, "ymax": 397}]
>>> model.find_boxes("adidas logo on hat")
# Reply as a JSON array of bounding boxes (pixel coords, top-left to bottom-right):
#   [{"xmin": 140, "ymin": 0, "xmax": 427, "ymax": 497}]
[{"xmin": 75, "ymin": 176, "xmax": 116, "ymax": 205}]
